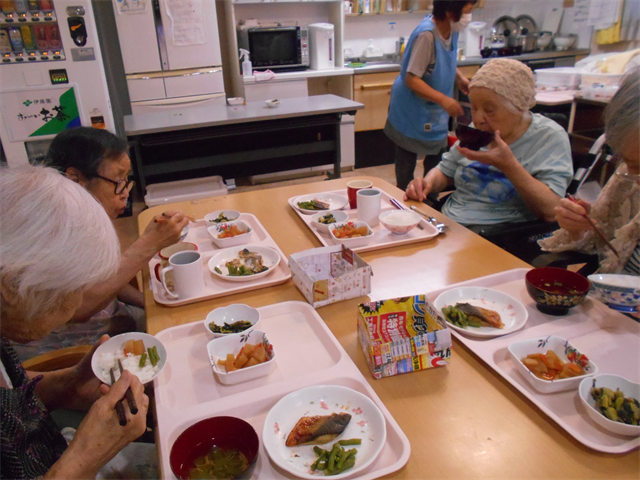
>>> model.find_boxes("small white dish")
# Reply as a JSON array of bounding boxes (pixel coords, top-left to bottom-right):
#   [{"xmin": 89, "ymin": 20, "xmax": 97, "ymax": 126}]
[
  {"xmin": 328, "ymin": 220, "xmax": 374, "ymax": 248},
  {"xmin": 310, "ymin": 210, "xmax": 349, "ymax": 234},
  {"xmin": 265, "ymin": 98, "xmax": 281, "ymax": 108},
  {"xmin": 207, "ymin": 329, "xmax": 276, "ymax": 385},
  {"xmin": 433, "ymin": 287, "xmax": 528, "ymax": 338},
  {"xmin": 262, "ymin": 384, "xmax": 387, "ymax": 480},
  {"xmin": 293, "ymin": 193, "xmax": 349, "ymax": 215},
  {"xmin": 208, "ymin": 244, "xmax": 281, "ymax": 282},
  {"xmin": 379, "ymin": 210, "xmax": 421, "ymax": 235},
  {"xmin": 207, "ymin": 220, "xmax": 253, "ymax": 248},
  {"xmin": 204, "ymin": 304, "xmax": 261, "ymax": 340},
  {"xmin": 227, "ymin": 97, "xmax": 244, "ymax": 106},
  {"xmin": 204, "ymin": 210, "xmax": 241, "ymax": 224},
  {"xmin": 579, "ymin": 374, "xmax": 640, "ymax": 437},
  {"xmin": 508, "ymin": 335, "xmax": 597, "ymax": 394},
  {"xmin": 91, "ymin": 332, "xmax": 167, "ymax": 385}
]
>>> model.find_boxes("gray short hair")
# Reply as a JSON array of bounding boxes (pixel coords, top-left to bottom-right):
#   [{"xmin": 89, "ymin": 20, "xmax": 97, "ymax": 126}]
[
  {"xmin": 0, "ymin": 165, "xmax": 121, "ymax": 322},
  {"xmin": 605, "ymin": 67, "xmax": 640, "ymax": 154}
]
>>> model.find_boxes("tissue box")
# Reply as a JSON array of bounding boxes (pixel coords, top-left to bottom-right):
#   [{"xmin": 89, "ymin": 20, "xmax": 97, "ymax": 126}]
[
  {"xmin": 289, "ymin": 245, "xmax": 372, "ymax": 308},
  {"xmin": 357, "ymin": 295, "xmax": 452, "ymax": 379}
]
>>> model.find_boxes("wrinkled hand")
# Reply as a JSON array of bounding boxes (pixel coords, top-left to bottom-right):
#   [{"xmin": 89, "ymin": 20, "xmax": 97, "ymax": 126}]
[
  {"xmin": 554, "ymin": 197, "xmax": 592, "ymax": 240},
  {"xmin": 66, "ymin": 335, "xmax": 110, "ymax": 410},
  {"xmin": 456, "ymin": 75, "xmax": 470, "ymax": 95},
  {"xmin": 66, "ymin": 370, "xmax": 149, "ymax": 476},
  {"xmin": 141, "ymin": 210, "xmax": 190, "ymax": 252},
  {"xmin": 404, "ymin": 177, "xmax": 431, "ymax": 202},
  {"xmin": 456, "ymin": 130, "xmax": 515, "ymax": 170},
  {"xmin": 441, "ymin": 97, "xmax": 464, "ymax": 118}
]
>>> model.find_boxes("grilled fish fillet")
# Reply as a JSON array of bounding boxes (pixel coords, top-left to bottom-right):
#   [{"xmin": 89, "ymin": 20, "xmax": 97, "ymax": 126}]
[
  {"xmin": 456, "ymin": 303, "xmax": 504, "ymax": 329},
  {"xmin": 285, "ymin": 413, "xmax": 351, "ymax": 447}
]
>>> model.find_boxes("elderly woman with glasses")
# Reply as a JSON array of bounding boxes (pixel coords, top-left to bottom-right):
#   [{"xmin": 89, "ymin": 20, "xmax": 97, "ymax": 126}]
[
  {"xmin": 1, "ymin": 165, "xmax": 149, "ymax": 479},
  {"xmin": 539, "ymin": 68, "xmax": 640, "ymax": 274},
  {"xmin": 404, "ymin": 59, "xmax": 573, "ymax": 232},
  {"xmin": 11, "ymin": 128, "xmax": 190, "ymax": 362}
]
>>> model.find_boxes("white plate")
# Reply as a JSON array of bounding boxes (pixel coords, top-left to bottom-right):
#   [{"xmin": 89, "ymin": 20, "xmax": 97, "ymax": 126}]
[
  {"xmin": 91, "ymin": 332, "xmax": 167, "ymax": 385},
  {"xmin": 263, "ymin": 385, "xmax": 386, "ymax": 479},
  {"xmin": 293, "ymin": 193, "xmax": 349, "ymax": 215},
  {"xmin": 433, "ymin": 287, "xmax": 528, "ymax": 338},
  {"xmin": 207, "ymin": 244, "xmax": 281, "ymax": 282}
]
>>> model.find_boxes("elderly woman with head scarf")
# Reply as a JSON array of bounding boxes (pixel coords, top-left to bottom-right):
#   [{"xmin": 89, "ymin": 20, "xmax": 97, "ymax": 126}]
[
  {"xmin": 405, "ymin": 58, "xmax": 574, "ymax": 232},
  {"xmin": 0, "ymin": 165, "xmax": 148, "ymax": 479},
  {"xmin": 539, "ymin": 68, "xmax": 640, "ymax": 274}
]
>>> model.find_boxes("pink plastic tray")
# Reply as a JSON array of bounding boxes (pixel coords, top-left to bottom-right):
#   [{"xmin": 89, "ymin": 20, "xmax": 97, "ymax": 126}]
[
  {"xmin": 153, "ymin": 301, "xmax": 411, "ymax": 479},
  {"xmin": 288, "ymin": 189, "xmax": 439, "ymax": 253},
  {"xmin": 426, "ymin": 268, "xmax": 640, "ymax": 454},
  {"xmin": 148, "ymin": 214, "xmax": 291, "ymax": 307}
]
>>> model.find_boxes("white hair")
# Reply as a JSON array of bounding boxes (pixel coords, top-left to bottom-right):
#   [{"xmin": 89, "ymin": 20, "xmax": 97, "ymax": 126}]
[
  {"xmin": 605, "ymin": 67, "xmax": 640, "ymax": 154},
  {"xmin": 0, "ymin": 165, "xmax": 121, "ymax": 322}
]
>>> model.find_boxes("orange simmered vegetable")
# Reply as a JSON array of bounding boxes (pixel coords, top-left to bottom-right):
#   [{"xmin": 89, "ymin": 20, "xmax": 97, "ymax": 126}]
[
  {"xmin": 218, "ymin": 224, "xmax": 247, "ymax": 238},
  {"xmin": 217, "ymin": 343, "xmax": 270, "ymax": 373},
  {"xmin": 332, "ymin": 223, "xmax": 370, "ymax": 239},
  {"xmin": 521, "ymin": 350, "xmax": 585, "ymax": 381},
  {"xmin": 124, "ymin": 339, "xmax": 146, "ymax": 356}
]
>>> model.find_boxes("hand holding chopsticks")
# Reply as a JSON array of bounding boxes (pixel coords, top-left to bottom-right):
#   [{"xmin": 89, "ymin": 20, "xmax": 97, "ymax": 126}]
[
  {"xmin": 566, "ymin": 194, "xmax": 619, "ymax": 257},
  {"xmin": 109, "ymin": 364, "xmax": 140, "ymax": 426},
  {"xmin": 154, "ymin": 211, "xmax": 196, "ymax": 224}
]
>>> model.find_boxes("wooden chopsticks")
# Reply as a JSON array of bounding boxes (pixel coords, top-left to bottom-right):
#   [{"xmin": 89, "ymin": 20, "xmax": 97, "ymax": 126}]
[
  {"xmin": 567, "ymin": 194, "xmax": 619, "ymax": 257},
  {"xmin": 109, "ymin": 360, "xmax": 139, "ymax": 426},
  {"xmin": 154, "ymin": 212, "xmax": 196, "ymax": 224}
]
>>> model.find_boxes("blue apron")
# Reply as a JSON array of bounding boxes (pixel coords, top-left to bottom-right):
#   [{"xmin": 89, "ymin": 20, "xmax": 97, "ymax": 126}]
[{"xmin": 387, "ymin": 16, "xmax": 458, "ymax": 142}]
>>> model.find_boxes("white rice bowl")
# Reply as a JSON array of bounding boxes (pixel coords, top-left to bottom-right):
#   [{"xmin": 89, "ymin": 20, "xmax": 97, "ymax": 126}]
[{"xmin": 91, "ymin": 332, "xmax": 167, "ymax": 385}]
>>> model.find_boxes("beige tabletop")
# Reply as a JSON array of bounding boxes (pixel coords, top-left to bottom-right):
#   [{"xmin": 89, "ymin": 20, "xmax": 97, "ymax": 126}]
[{"xmin": 138, "ymin": 177, "xmax": 639, "ymax": 479}]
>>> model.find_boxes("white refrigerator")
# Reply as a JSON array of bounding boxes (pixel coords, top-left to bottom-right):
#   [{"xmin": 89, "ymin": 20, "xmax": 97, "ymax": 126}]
[
  {"xmin": 112, "ymin": 0, "xmax": 226, "ymax": 114},
  {"xmin": 0, "ymin": 0, "xmax": 116, "ymax": 165}
]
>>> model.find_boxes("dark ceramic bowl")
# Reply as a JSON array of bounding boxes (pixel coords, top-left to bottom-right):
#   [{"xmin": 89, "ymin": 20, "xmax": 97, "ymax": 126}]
[
  {"xmin": 455, "ymin": 124, "xmax": 494, "ymax": 151},
  {"xmin": 170, "ymin": 416, "xmax": 259, "ymax": 480},
  {"xmin": 525, "ymin": 267, "xmax": 591, "ymax": 315}
]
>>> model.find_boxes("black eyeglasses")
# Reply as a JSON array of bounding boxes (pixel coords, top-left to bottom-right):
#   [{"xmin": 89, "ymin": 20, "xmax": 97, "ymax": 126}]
[{"xmin": 95, "ymin": 174, "xmax": 135, "ymax": 195}]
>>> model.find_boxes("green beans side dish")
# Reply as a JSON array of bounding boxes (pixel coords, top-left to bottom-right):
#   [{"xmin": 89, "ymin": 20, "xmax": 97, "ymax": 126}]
[
  {"xmin": 590, "ymin": 386, "xmax": 640, "ymax": 425},
  {"xmin": 209, "ymin": 320, "xmax": 253, "ymax": 334},
  {"xmin": 441, "ymin": 305, "xmax": 481, "ymax": 328},
  {"xmin": 318, "ymin": 214, "xmax": 337, "ymax": 225},
  {"xmin": 310, "ymin": 439, "xmax": 361, "ymax": 476}
]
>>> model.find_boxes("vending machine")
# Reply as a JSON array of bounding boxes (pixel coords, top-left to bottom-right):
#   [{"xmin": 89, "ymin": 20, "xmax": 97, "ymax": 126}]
[{"xmin": 0, "ymin": 0, "xmax": 115, "ymax": 165}]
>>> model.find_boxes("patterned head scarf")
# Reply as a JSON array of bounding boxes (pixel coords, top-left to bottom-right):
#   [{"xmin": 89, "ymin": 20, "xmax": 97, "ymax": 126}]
[{"xmin": 469, "ymin": 58, "xmax": 536, "ymax": 111}]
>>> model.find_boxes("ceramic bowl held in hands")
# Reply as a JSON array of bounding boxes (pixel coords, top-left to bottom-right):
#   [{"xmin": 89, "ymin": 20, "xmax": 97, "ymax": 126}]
[
  {"xmin": 455, "ymin": 124, "xmax": 494, "ymax": 151},
  {"xmin": 587, "ymin": 274, "xmax": 640, "ymax": 313},
  {"xmin": 525, "ymin": 267, "xmax": 590, "ymax": 315},
  {"xmin": 170, "ymin": 416, "xmax": 260, "ymax": 480}
]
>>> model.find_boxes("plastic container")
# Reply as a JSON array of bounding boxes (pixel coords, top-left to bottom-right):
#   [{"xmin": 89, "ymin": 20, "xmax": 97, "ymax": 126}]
[
  {"xmin": 144, "ymin": 175, "xmax": 228, "ymax": 207},
  {"xmin": 535, "ymin": 67, "xmax": 581, "ymax": 89}
]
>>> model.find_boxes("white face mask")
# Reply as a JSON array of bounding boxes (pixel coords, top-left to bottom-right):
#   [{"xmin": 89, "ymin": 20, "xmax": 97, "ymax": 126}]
[{"xmin": 451, "ymin": 13, "xmax": 472, "ymax": 33}]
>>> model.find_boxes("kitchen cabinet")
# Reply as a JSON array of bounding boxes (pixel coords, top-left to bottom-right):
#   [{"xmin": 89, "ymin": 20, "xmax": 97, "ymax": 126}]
[{"xmin": 353, "ymin": 71, "xmax": 398, "ymax": 131}]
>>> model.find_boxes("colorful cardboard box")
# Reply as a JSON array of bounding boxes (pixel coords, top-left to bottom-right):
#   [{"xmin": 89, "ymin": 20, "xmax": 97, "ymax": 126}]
[
  {"xmin": 357, "ymin": 295, "xmax": 452, "ymax": 379},
  {"xmin": 289, "ymin": 245, "xmax": 372, "ymax": 308}
]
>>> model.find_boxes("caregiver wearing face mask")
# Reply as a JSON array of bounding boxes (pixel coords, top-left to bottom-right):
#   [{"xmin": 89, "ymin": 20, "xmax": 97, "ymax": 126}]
[{"xmin": 385, "ymin": 0, "xmax": 477, "ymax": 191}]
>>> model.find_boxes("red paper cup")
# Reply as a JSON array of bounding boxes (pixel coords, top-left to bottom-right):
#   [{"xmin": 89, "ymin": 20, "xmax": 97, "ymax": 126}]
[{"xmin": 347, "ymin": 180, "xmax": 373, "ymax": 209}]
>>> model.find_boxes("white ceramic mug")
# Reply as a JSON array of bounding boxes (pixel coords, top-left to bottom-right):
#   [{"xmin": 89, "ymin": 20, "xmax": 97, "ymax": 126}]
[
  {"xmin": 357, "ymin": 188, "xmax": 382, "ymax": 227},
  {"xmin": 160, "ymin": 251, "xmax": 205, "ymax": 299}
]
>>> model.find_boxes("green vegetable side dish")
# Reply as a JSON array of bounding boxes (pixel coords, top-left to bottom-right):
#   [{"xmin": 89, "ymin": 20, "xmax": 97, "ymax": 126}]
[
  {"xmin": 319, "ymin": 214, "xmax": 337, "ymax": 225},
  {"xmin": 441, "ymin": 305, "xmax": 482, "ymax": 329},
  {"xmin": 211, "ymin": 213, "xmax": 232, "ymax": 223},
  {"xmin": 209, "ymin": 320, "xmax": 253, "ymax": 334},
  {"xmin": 590, "ymin": 385, "xmax": 640, "ymax": 425},
  {"xmin": 226, "ymin": 264, "xmax": 267, "ymax": 276},
  {"xmin": 147, "ymin": 345, "xmax": 160, "ymax": 367},
  {"xmin": 187, "ymin": 446, "xmax": 250, "ymax": 480},
  {"xmin": 309, "ymin": 439, "xmax": 361, "ymax": 476}
]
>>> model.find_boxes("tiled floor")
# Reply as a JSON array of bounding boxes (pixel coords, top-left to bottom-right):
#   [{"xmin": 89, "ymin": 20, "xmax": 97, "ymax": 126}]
[{"xmin": 114, "ymin": 163, "xmax": 424, "ymax": 249}]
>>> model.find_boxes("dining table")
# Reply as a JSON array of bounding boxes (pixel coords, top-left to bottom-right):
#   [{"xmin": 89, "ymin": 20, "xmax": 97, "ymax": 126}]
[{"xmin": 138, "ymin": 176, "xmax": 639, "ymax": 479}]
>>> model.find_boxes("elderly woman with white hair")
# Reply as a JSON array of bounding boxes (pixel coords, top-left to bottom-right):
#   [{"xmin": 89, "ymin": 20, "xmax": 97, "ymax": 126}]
[
  {"xmin": 0, "ymin": 165, "xmax": 148, "ymax": 479},
  {"xmin": 405, "ymin": 58, "xmax": 573, "ymax": 231},
  {"xmin": 539, "ymin": 67, "xmax": 640, "ymax": 274}
]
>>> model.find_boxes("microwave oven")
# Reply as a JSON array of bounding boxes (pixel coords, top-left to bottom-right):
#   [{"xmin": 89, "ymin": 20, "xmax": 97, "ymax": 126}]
[{"xmin": 237, "ymin": 26, "xmax": 310, "ymax": 71}]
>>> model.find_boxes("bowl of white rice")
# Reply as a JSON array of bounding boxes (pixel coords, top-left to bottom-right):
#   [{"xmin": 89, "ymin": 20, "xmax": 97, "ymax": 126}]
[
  {"xmin": 379, "ymin": 210, "xmax": 421, "ymax": 235},
  {"xmin": 92, "ymin": 332, "xmax": 167, "ymax": 385}
]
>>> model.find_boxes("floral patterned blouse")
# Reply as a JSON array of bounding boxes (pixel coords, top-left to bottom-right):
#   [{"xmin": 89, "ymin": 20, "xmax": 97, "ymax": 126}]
[{"xmin": 1, "ymin": 339, "xmax": 67, "ymax": 479}]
